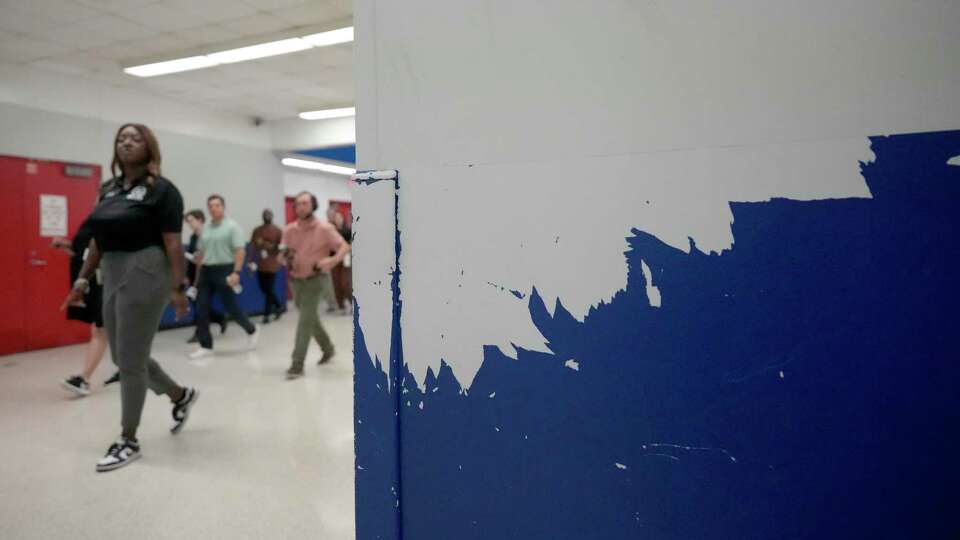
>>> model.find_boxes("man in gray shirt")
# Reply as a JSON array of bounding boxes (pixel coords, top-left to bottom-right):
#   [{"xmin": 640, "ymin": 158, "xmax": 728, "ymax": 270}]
[{"xmin": 189, "ymin": 195, "xmax": 259, "ymax": 358}]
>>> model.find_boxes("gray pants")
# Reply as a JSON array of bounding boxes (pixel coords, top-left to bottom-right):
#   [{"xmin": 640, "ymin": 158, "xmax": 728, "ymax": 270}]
[{"xmin": 101, "ymin": 246, "xmax": 180, "ymax": 431}]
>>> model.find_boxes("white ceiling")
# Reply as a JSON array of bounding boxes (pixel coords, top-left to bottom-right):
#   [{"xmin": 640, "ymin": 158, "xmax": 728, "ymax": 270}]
[{"xmin": 0, "ymin": 0, "xmax": 353, "ymax": 120}]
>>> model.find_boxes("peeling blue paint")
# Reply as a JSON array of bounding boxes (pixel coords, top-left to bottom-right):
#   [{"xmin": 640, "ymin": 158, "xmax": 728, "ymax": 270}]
[
  {"xmin": 355, "ymin": 130, "xmax": 960, "ymax": 539},
  {"xmin": 353, "ymin": 173, "xmax": 403, "ymax": 540}
]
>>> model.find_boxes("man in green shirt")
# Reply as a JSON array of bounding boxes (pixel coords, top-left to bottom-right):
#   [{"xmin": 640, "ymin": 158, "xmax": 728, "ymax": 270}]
[{"xmin": 189, "ymin": 195, "xmax": 259, "ymax": 359}]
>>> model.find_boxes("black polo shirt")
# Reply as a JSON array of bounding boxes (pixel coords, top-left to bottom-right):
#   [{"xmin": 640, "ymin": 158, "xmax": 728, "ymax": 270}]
[
  {"xmin": 87, "ymin": 175, "xmax": 184, "ymax": 252},
  {"xmin": 69, "ymin": 218, "xmax": 95, "ymax": 282}
]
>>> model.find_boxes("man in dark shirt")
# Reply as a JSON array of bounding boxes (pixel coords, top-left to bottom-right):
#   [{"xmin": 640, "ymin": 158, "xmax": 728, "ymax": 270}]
[
  {"xmin": 249, "ymin": 208, "xmax": 284, "ymax": 323},
  {"xmin": 183, "ymin": 209, "xmax": 226, "ymax": 342},
  {"xmin": 329, "ymin": 211, "xmax": 353, "ymax": 314}
]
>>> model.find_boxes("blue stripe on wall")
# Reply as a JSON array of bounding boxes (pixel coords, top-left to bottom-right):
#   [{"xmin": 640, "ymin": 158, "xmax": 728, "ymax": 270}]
[{"xmin": 294, "ymin": 144, "xmax": 356, "ymax": 165}]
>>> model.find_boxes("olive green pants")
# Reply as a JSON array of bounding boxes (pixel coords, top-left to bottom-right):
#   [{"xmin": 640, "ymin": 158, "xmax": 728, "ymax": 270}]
[{"xmin": 290, "ymin": 273, "xmax": 335, "ymax": 369}]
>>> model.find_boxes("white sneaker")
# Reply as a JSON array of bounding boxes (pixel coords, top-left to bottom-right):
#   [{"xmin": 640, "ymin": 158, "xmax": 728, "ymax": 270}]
[
  {"xmin": 96, "ymin": 437, "xmax": 141, "ymax": 473},
  {"xmin": 247, "ymin": 324, "xmax": 260, "ymax": 350},
  {"xmin": 188, "ymin": 347, "xmax": 214, "ymax": 360},
  {"xmin": 170, "ymin": 387, "xmax": 200, "ymax": 435}
]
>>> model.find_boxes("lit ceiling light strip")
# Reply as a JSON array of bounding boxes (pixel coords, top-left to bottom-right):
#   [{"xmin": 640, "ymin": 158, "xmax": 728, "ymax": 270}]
[
  {"xmin": 302, "ymin": 27, "xmax": 354, "ymax": 47},
  {"xmin": 299, "ymin": 107, "xmax": 355, "ymax": 120},
  {"xmin": 124, "ymin": 56, "xmax": 218, "ymax": 77},
  {"xmin": 124, "ymin": 26, "xmax": 353, "ymax": 77},
  {"xmin": 207, "ymin": 38, "xmax": 311, "ymax": 64},
  {"xmin": 281, "ymin": 158, "xmax": 356, "ymax": 176}
]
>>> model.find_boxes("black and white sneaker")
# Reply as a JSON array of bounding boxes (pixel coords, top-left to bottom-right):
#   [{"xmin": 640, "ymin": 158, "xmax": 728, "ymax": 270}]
[
  {"xmin": 96, "ymin": 437, "xmax": 141, "ymax": 472},
  {"xmin": 61, "ymin": 375, "xmax": 90, "ymax": 396},
  {"xmin": 170, "ymin": 387, "xmax": 199, "ymax": 434}
]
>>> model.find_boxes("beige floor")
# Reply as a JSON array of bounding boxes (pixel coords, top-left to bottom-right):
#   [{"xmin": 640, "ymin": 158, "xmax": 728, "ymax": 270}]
[{"xmin": 0, "ymin": 309, "xmax": 355, "ymax": 540}]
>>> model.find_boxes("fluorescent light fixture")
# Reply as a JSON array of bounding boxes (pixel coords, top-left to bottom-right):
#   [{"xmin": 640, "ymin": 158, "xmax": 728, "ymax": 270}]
[
  {"xmin": 281, "ymin": 158, "xmax": 356, "ymax": 176},
  {"xmin": 302, "ymin": 27, "xmax": 354, "ymax": 47},
  {"xmin": 208, "ymin": 38, "xmax": 311, "ymax": 64},
  {"xmin": 125, "ymin": 26, "xmax": 353, "ymax": 77},
  {"xmin": 299, "ymin": 107, "xmax": 355, "ymax": 120},
  {"xmin": 124, "ymin": 56, "xmax": 217, "ymax": 77}
]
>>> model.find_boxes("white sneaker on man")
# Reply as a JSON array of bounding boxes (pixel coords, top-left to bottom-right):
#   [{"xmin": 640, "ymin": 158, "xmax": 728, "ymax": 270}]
[
  {"xmin": 247, "ymin": 324, "xmax": 261, "ymax": 350},
  {"xmin": 188, "ymin": 347, "xmax": 214, "ymax": 360}
]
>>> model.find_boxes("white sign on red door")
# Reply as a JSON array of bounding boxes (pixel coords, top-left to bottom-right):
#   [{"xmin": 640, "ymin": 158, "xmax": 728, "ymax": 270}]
[{"xmin": 40, "ymin": 194, "xmax": 68, "ymax": 237}]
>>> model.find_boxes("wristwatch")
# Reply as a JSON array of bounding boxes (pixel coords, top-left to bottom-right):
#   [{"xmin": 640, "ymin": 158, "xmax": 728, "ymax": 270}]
[
  {"xmin": 174, "ymin": 282, "xmax": 188, "ymax": 293},
  {"xmin": 73, "ymin": 278, "xmax": 90, "ymax": 293}
]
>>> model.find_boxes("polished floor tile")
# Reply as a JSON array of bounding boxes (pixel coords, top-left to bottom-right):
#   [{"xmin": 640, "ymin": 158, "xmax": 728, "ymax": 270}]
[{"xmin": 0, "ymin": 310, "xmax": 355, "ymax": 540}]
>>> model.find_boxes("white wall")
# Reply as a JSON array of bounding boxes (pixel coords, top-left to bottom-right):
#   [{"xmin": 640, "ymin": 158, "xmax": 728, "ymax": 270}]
[
  {"xmin": 354, "ymin": 0, "xmax": 960, "ymax": 386},
  {"xmin": 270, "ymin": 116, "xmax": 356, "ymax": 152},
  {"xmin": 0, "ymin": 102, "xmax": 285, "ymax": 239},
  {"xmin": 357, "ymin": 0, "xmax": 958, "ymax": 169},
  {"xmin": 283, "ymin": 169, "xmax": 352, "ymax": 212}
]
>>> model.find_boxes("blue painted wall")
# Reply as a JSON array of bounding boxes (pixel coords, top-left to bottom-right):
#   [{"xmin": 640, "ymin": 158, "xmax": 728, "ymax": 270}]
[{"xmin": 354, "ymin": 130, "xmax": 960, "ymax": 539}]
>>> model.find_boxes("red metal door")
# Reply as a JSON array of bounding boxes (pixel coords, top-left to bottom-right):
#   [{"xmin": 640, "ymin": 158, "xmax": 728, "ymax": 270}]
[
  {"xmin": 0, "ymin": 157, "xmax": 28, "ymax": 355},
  {"xmin": 285, "ymin": 196, "xmax": 296, "ymax": 224},
  {"xmin": 330, "ymin": 199, "xmax": 352, "ymax": 223},
  {"xmin": 0, "ymin": 156, "xmax": 100, "ymax": 354},
  {"xmin": 22, "ymin": 157, "xmax": 100, "ymax": 350}
]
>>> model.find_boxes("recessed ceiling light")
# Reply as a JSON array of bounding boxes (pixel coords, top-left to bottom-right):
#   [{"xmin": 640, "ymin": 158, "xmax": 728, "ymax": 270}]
[
  {"xmin": 207, "ymin": 38, "xmax": 312, "ymax": 64},
  {"xmin": 281, "ymin": 158, "xmax": 356, "ymax": 175},
  {"xmin": 299, "ymin": 107, "xmax": 355, "ymax": 120},
  {"xmin": 302, "ymin": 27, "xmax": 354, "ymax": 47},
  {"xmin": 124, "ymin": 56, "xmax": 218, "ymax": 77},
  {"xmin": 124, "ymin": 26, "xmax": 353, "ymax": 77}
]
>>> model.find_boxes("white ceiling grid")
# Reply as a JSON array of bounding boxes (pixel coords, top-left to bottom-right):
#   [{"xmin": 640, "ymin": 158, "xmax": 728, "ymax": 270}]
[{"xmin": 0, "ymin": 0, "xmax": 353, "ymax": 120}]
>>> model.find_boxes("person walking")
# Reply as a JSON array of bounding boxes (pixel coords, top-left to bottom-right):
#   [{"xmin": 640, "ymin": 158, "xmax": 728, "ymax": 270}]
[
  {"xmin": 281, "ymin": 191, "xmax": 349, "ymax": 379},
  {"xmin": 329, "ymin": 211, "xmax": 353, "ymax": 315},
  {"xmin": 249, "ymin": 208, "xmax": 284, "ymax": 324},
  {"xmin": 183, "ymin": 209, "xmax": 227, "ymax": 342},
  {"xmin": 52, "ymin": 218, "xmax": 119, "ymax": 395},
  {"xmin": 188, "ymin": 195, "xmax": 259, "ymax": 359},
  {"xmin": 62, "ymin": 123, "xmax": 199, "ymax": 472}
]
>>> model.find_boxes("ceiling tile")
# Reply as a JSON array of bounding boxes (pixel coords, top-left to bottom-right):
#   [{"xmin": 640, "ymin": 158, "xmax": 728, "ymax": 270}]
[
  {"xmin": 135, "ymin": 76, "xmax": 212, "ymax": 94},
  {"xmin": 86, "ymin": 42, "xmax": 141, "ymax": 62},
  {"xmin": 270, "ymin": 1, "xmax": 347, "ymax": 26},
  {"xmin": 74, "ymin": 0, "xmax": 158, "ymax": 13},
  {"xmin": 0, "ymin": 33, "xmax": 73, "ymax": 62},
  {"xmin": 170, "ymin": 24, "xmax": 246, "ymax": 50},
  {"xmin": 163, "ymin": 0, "xmax": 261, "ymax": 23},
  {"xmin": 179, "ymin": 87, "xmax": 238, "ymax": 101},
  {"xmin": 0, "ymin": 0, "xmax": 353, "ymax": 120},
  {"xmin": 218, "ymin": 13, "xmax": 292, "ymax": 37},
  {"xmin": 8, "ymin": 0, "xmax": 105, "ymax": 25},
  {"xmin": 113, "ymin": 3, "xmax": 208, "ymax": 32},
  {"xmin": 89, "ymin": 69, "xmax": 139, "ymax": 86},
  {"xmin": 208, "ymin": 60, "xmax": 272, "ymax": 80},
  {"xmin": 128, "ymin": 32, "xmax": 188, "ymax": 54},
  {"xmin": 241, "ymin": 0, "xmax": 311, "ymax": 9},
  {"xmin": 0, "ymin": 6, "xmax": 62, "ymax": 35},
  {"xmin": 37, "ymin": 14, "xmax": 158, "ymax": 49},
  {"xmin": 28, "ymin": 59, "xmax": 97, "ymax": 77},
  {"xmin": 42, "ymin": 51, "xmax": 121, "ymax": 72}
]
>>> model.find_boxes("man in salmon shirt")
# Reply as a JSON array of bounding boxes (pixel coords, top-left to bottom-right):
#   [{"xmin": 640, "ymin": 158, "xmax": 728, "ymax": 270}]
[{"xmin": 281, "ymin": 191, "xmax": 350, "ymax": 379}]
